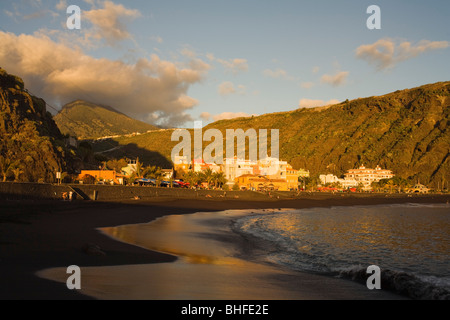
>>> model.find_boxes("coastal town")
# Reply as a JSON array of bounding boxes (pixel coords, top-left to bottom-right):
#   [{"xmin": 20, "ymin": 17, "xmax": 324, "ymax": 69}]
[{"xmin": 76, "ymin": 156, "xmax": 431, "ymax": 194}]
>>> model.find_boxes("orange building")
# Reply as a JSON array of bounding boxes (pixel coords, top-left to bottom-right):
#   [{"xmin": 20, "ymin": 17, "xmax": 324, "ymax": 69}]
[
  {"xmin": 235, "ymin": 174, "xmax": 289, "ymax": 191},
  {"xmin": 78, "ymin": 170, "xmax": 125, "ymax": 185},
  {"xmin": 285, "ymin": 165, "xmax": 300, "ymax": 190}
]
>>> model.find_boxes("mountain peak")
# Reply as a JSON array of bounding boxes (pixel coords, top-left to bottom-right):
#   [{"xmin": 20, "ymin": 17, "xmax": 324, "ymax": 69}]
[{"xmin": 54, "ymin": 100, "xmax": 159, "ymax": 140}]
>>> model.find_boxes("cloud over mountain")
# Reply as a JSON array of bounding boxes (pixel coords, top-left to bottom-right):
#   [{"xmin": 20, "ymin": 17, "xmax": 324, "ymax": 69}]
[
  {"xmin": 84, "ymin": 0, "xmax": 141, "ymax": 46},
  {"xmin": 200, "ymin": 111, "xmax": 256, "ymax": 122},
  {"xmin": 356, "ymin": 38, "xmax": 449, "ymax": 70},
  {"xmin": 298, "ymin": 98, "xmax": 340, "ymax": 108},
  {"xmin": 0, "ymin": 31, "xmax": 209, "ymax": 127},
  {"xmin": 320, "ymin": 71, "xmax": 349, "ymax": 87}
]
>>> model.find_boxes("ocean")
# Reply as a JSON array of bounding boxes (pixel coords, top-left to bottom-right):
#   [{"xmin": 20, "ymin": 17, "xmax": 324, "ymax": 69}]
[
  {"xmin": 37, "ymin": 202, "xmax": 450, "ymax": 300},
  {"xmin": 232, "ymin": 203, "xmax": 450, "ymax": 299}
]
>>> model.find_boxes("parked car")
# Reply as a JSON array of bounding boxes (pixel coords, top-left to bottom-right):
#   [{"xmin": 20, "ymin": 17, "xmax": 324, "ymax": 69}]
[
  {"xmin": 160, "ymin": 180, "xmax": 170, "ymax": 187},
  {"xmin": 175, "ymin": 180, "xmax": 190, "ymax": 188}
]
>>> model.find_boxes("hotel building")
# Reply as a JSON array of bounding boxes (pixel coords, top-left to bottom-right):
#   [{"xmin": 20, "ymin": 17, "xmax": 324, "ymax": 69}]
[{"xmin": 344, "ymin": 165, "xmax": 394, "ymax": 189}]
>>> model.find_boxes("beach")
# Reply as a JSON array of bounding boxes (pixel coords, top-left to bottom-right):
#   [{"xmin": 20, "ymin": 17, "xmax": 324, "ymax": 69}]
[{"xmin": 1, "ymin": 192, "xmax": 449, "ymax": 300}]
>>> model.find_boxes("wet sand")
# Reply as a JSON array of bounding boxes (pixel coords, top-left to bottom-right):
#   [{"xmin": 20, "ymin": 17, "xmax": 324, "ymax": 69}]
[
  {"xmin": 37, "ymin": 209, "xmax": 405, "ymax": 300},
  {"xmin": 1, "ymin": 193, "xmax": 449, "ymax": 300}
]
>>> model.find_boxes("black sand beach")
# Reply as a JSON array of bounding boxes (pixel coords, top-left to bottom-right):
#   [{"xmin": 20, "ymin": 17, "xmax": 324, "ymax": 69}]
[{"xmin": 1, "ymin": 192, "xmax": 449, "ymax": 300}]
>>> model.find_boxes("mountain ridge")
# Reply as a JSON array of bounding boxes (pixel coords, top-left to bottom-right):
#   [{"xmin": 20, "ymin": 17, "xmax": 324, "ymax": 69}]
[
  {"xmin": 54, "ymin": 100, "xmax": 159, "ymax": 140},
  {"xmin": 92, "ymin": 80, "xmax": 450, "ymax": 187}
]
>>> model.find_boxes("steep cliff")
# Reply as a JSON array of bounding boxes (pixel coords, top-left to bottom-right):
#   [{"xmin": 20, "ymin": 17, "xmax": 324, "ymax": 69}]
[{"xmin": 0, "ymin": 67, "xmax": 72, "ymax": 182}]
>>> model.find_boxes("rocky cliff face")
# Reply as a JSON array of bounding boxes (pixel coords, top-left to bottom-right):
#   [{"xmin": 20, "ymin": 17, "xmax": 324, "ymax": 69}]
[{"xmin": 0, "ymin": 67, "xmax": 71, "ymax": 182}]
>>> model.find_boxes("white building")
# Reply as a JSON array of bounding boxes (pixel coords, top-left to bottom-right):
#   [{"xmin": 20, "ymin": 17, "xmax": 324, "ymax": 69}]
[
  {"xmin": 258, "ymin": 157, "xmax": 288, "ymax": 179},
  {"xmin": 319, "ymin": 174, "xmax": 358, "ymax": 188},
  {"xmin": 223, "ymin": 157, "xmax": 257, "ymax": 184},
  {"xmin": 344, "ymin": 165, "xmax": 394, "ymax": 190},
  {"xmin": 121, "ymin": 159, "xmax": 138, "ymax": 176}
]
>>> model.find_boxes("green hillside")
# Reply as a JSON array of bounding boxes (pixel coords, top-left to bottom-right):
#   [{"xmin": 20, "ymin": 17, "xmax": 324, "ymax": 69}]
[
  {"xmin": 92, "ymin": 81, "xmax": 450, "ymax": 187},
  {"xmin": 54, "ymin": 100, "xmax": 159, "ymax": 140}
]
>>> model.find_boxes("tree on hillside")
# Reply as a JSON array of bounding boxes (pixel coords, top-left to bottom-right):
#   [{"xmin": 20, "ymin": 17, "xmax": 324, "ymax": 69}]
[{"xmin": 78, "ymin": 141, "xmax": 95, "ymax": 165}]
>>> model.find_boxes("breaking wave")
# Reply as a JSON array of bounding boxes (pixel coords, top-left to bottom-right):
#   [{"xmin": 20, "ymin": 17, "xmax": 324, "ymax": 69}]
[{"xmin": 232, "ymin": 204, "xmax": 450, "ymax": 300}]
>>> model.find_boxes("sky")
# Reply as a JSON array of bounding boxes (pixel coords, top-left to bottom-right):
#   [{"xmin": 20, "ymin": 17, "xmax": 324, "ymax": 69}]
[{"xmin": 0, "ymin": 0, "xmax": 449, "ymax": 128}]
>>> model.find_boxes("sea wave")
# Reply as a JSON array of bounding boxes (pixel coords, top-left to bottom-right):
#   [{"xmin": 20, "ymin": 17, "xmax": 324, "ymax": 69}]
[
  {"xmin": 338, "ymin": 267, "xmax": 450, "ymax": 300},
  {"xmin": 232, "ymin": 205, "xmax": 450, "ymax": 300}
]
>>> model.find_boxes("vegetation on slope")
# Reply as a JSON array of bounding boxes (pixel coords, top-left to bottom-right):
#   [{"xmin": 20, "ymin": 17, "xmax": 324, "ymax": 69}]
[
  {"xmin": 93, "ymin": 82, "xmax": 450, "ymax": 188},
  {"xmin": 0, "ymin": 67, "xmax": 74, "ymax": 182},
  {"xmin": 54, "ymin": 100, "xmax": 159, "ymax": 140}
]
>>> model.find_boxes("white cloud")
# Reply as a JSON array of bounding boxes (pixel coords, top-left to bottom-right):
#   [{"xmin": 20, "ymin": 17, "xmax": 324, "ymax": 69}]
[
  {"xmin": 300, "ymin": 81, "xmax": 314, "ymax": 89},
  {"xmin": 181, "ymin": 48, "xmax": 197, "ymax": 58},
  {"xmin": 55, "ymin": 0, "xmax": 67, "ymax": 11},
  {"xmin": 216, "ymin": 58, "xmax": 248, "ymax": 74},
  {"xmin": 218, "ymin": 81, "xmax": 236, "ymax": 96},
  {"xmin": 0, "ymin": 31, "xmax": 211, "ymax": 127},
  {"xmin": 84, "ymin": 0, "xmax": 141, "ymax": 46},
  {"xmin": 200, "ymin": 112, "xmax": 212, "ymax": 121},
  {"xmin": 263, "ymin": 68, "xmax": 294, "ymax": 80},
  {"xmin": 299, "ymin": 99, "xmax": 340, "ymax": 109},
  {"xmin": 200, "ymin": 111, "xmax": 255, "ymax": 121},
  {"xmin": 356, "ymin": 38, "xmax": 450, "ymax": 70},
  {"xmin": 320, "ymin": 71, "xmax": 349, "ymax": 87},
  {"xmin": 150, "ymin": 35, "xmax": 163, "ymax": 43},
  {"xmin": 212, "ymin": 112, "xmax": 257, "ymax": 121},
  {"xmin": 218, "ymin": 81, "xmax": 246, "ymax": 96}
]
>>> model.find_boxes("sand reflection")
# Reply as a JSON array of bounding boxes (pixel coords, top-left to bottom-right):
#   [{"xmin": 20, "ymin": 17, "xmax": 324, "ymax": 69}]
[{"xmin": 36, "ymin": 209, "xmax": 405, "ymax": 300}]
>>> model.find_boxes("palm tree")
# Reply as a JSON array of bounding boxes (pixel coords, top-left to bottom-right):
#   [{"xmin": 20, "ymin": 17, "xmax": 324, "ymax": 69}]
[
  {"xmin": 386, "ymin": 179, "xmax": 395, "ymax": 193},
  {"xmin": 0, "ymin": 156, "xmax": 14, "ymax": 182},
  {"xmin": 202, "ymin": 168, "xmax": 214, "ymax": 188},
  {"xmin": 12, "ymin": 166, "xmax": 24, "ymax": 182},
  {"xmin": 142, "ymin": 165, "xmax": 162, "ymax": 179},
  {"xmin": 127, "ymin": 172, "xmax": 137, "ymax": 185},
  {"xmin": 106, "ymin": 158, "xmax": 128, "ymax": 173},
  {"xmin": 134, "ymin": 158, "xmax": 143, "ymax": 178},
  {"xmin": 212, "ymin": 172, "xmax": 227, "ymax": 189},
  {"xmin": 356, "ymin": 182, "xmax": 365, "ymax": 192},
  {"xmin": 184, "ymin": 171, "xmax": 200, "ymax": 188},
  {"xmin": 371, "ymin": 181, "xmax": 380, "ymax": 192}
]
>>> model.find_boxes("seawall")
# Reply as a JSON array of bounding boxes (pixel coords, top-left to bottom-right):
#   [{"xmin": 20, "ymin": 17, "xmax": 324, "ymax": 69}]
[{"xmin": 0, "ymin": 182, "xmax": 272, "ymax": 201}]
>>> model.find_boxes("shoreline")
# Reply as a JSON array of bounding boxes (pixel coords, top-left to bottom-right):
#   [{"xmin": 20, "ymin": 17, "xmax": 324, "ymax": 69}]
[{"xmin": 1, "ymin": 193, "xmax": 449, "ymax": 300}]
